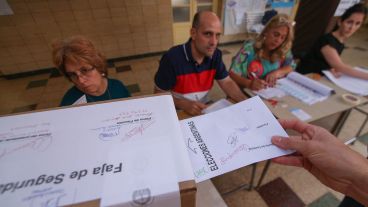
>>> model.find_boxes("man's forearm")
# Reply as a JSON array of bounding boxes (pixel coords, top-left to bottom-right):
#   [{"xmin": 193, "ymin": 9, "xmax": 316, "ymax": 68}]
[
  {"xmin": 219, "ymin": 79, "xmax": 247, "ymax": 102},
  {"xmin": 173, "ymin": 96, "xmax": 191, "ymax": 110},
  {"xmin": 229, "ymin": 71, "xmax": 252, "ymax": 89}
]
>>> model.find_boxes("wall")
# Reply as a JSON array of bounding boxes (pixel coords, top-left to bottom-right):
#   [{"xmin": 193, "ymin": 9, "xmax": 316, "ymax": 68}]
[{"xmin": 0, "ymin": 0, "xmax": 173, "ymax": 75}]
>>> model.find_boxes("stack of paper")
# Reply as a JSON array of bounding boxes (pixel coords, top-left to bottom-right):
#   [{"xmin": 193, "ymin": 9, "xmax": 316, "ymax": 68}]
[
  {"xmin": 255, "ymin": 87, "xmax": 286, "ymax": 99},
  {"xmin": 323, "ymin": 67, "xmax": 368, "ymax": 96},
  {"xmin": 255, "ymin": 72, "xmax": 334, "ymax": 105}
]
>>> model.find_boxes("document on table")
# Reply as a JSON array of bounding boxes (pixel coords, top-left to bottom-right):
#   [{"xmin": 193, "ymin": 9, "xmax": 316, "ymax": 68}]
[
  {"xmin": 254, "ymin": 72, "xmax": 334, "ymax": 105},
  {"xmin": 323, "ymin": 67, "xmax": 368, "ymax": 96},
  {"xmin": 180, "ymin": 96, "xmax": 293, "ymax": 182},
  {"xmin": 202, "ymin": 98, "xmax": 232, "ymax": 114},
  {"xmin": 254, "ymin": 87, "xmax": 286, "ymax": 99}
]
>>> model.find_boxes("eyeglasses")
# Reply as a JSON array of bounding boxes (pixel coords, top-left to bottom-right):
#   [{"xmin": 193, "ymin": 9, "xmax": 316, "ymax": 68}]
[{"xmin": 66, "ymin": 67, "xmax": 96, "ymax": 81}]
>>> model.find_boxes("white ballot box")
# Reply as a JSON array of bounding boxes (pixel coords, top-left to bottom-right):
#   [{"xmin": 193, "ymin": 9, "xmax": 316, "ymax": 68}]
[{"xmin": 0, "ymin": 95, "xmax": 196, "ymax": 207}]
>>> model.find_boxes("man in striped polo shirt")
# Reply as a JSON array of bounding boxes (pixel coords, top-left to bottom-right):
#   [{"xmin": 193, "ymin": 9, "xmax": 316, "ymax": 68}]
[{"xmin": 154, "ymin": 11, "xmax": 246, "ymax": 115}]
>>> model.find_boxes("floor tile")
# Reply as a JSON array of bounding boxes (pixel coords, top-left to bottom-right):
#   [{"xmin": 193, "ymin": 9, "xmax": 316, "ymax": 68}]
[
  {"xmin": 282, "ymin": 167, "xmax": 329, "ymax": 205},
  {"xmin": 26, "ymin": 79, "xmax": 48, "ymax": 89},
  {"xmin": 257, "ymin": 177, "xmax": 305, "ymax": 207},
  {"xmin": 224, "ymin": 188, "xmax": 268, "ymax": 207},
  {"xmin": 212, "ymin": 164, "xmax": 259, "ymax": 194},
  {"xmin": 12, "ymin": 104, "xmax": 38, "ymax": 113},
  {"xmin": 308, "ymin": 193, "xmax": 340, "ymax": 207},
  {"xmin": 126, "ymin": 83, "xmax": 141, "ymax": 93},
  {"xmin": 357, "ymin": 133, "xmax": 368, "ymax": 145},
  {"xmin": 116, "ymin": 65, "xmax": 132, "ymax": 73}
]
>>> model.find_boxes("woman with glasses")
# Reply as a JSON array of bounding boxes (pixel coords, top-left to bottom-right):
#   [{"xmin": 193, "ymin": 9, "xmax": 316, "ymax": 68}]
[
  {"xmin": 52, "ymin": 36, "xmax": 130, "ymax": 106},
  {"xmin": 229, "ymin": 14, "xmax": 296, "ymax": 91},
  {"xmin": 297, "ymin": 3, "xmax": 368, "ymax": 79}
]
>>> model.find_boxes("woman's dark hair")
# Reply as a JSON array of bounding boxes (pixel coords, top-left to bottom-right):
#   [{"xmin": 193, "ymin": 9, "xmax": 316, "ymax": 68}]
[{"xmin": 334, "ymin": 3, "xmax": 367, "ymax": 31}]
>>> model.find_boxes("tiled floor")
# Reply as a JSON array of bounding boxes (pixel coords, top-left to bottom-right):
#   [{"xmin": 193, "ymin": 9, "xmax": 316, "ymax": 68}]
[{"xmin": 0, "ymin": 27, "xmax": 367, "ymax": 206}]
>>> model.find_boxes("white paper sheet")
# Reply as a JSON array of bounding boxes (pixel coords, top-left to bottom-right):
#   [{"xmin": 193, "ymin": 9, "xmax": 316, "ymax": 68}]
[
  {"xmin": 289, "ymin": 108, "xmax": 312, "ymax": 121},
  {"xmin": 0, "ymin": 95, "xmax": 186, "ymax": 207},
  {"xmin": 180, "ymin": 96, "xmax": 292, "ymax": 182},
  {"xmin": 334, "ymin": 0, "xmax": 360, "ymax": 16},
  {"xmin": 72, "ymin": 94, "xmax": 87, "ymax": 105},
  {"xmin": 277, "ymin": 72, "xmax": 334, "ymax": 105},
  {"xmin": 323, "ymin": 68, "xmax": 368, "ymax": 96},
  {"xmin": 202, "ymin": 99, "xmax": 232, "ymax": 114},
  {"xmin": 254, "ymin": 87, "xmax": 286, "ymax": 99}
]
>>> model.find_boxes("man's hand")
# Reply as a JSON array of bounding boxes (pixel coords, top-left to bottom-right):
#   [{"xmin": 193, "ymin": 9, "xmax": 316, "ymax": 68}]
[
  {"xmin": 180, "ymin": 100, "xmax": 207, "ymax": 116},
  {"xmin": 217, "ymin": 76, "xmax": 247, "ymax": 103}
]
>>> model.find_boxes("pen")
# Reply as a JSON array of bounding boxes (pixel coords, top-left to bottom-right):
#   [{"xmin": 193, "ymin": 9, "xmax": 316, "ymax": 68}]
[
  {"xmin": 250, "ymin": 72, "xmax": 258, "ymax": 80},
  {"xmin": 250, "ymin": 72, "xmax": 268, "ymax": 88}
]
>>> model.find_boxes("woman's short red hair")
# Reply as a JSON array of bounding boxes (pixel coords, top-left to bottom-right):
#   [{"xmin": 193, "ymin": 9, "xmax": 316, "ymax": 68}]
[{"xmin": 52, "ymin": 36, "xmax": 108, "ymax": 79}]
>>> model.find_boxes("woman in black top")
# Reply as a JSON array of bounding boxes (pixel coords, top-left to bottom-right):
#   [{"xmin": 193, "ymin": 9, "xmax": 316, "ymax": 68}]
[{"xmin": 297, "ymin": 3, "xmax": 368, "ymax": 79}]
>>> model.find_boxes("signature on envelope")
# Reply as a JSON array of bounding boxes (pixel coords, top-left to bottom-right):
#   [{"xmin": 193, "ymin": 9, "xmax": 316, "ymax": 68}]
[
  {"xmin": 123, "ymin": 119, "xmax": 155, "ymax": 140},
  {"xmin": 0, "ymin": 134, "xmax": 53, "ymax": 160}
]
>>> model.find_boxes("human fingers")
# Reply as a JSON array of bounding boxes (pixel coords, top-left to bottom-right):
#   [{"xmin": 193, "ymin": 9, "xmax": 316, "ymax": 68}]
[
  {"xmin": 266, "ymin": 72, "xmax": 276, "ymax": 82},
  {"xmin": 250, "ymin": 80, "xmax": 263, "ymax": 90},
  {"xmin": 331, "ymin": 68, "xmax": 341, "ymax": 78},
  {"xmin": 187, "ymin": 108, "xmax": 201, "ymax": 116},
  {"xmin": 195, "ymin": 102, "xmax": 207, "ymax": 110},
  {"xmin": 187, "ymin": 103, "xmax": 202, "ymax": 115},
  {"xmin": 278, "ymin": 119, "xmax": 311, "ymax": 134},
  {"xmin": 272, "ymin": 155, "xmax": 304, "ymax": 167},
  {"xmin": 271, "ymin": 136, "xmax": 307, "ymax": 154},
  {"xmin": 266, "ymin": 74, "xmax": 276, "ymax": 87},
  {"xmin": 255, "ymin": 79, "xmax": 268, "ymax": 89},
  {"xmin": 260, "ymin": 79, "xmax": 268, "ymax": 88}
]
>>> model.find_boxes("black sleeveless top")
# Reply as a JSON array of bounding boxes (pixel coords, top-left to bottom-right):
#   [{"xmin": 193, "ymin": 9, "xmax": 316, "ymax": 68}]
[{"xmin": 297, "ymin": 33, "xmax": 345, "ymax": 75}]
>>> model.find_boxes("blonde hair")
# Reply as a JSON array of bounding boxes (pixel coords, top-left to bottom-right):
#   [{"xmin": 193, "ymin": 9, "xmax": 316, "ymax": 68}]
[
  {"xmin": 51, "ymin": 36, "xmax": 107, "ymax": 80},
  {"xmin": 254, "ymin": 14, "xmax": 294, "ymax": 62}
]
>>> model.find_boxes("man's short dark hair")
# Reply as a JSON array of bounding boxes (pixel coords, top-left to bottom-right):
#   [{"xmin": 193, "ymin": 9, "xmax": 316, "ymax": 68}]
[{"xmin": 192, "ymin": 11, "xmax": 204, "ymax": 29}]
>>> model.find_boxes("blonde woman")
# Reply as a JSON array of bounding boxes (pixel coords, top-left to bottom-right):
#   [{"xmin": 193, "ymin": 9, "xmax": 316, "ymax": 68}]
[{"xmin": 229, "ymin": 14, "xmax": 296, "ymax": 91}]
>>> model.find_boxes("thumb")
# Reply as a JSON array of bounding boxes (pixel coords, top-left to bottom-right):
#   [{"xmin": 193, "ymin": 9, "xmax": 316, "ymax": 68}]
[
  {"xmin": 272, "ymin": 136, "xmax": 307, "ymax": 153},
  {"xmin": 196, "ymin": 102, "xmax": 207, "ymax": 109}
]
